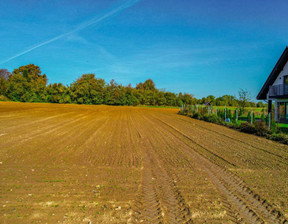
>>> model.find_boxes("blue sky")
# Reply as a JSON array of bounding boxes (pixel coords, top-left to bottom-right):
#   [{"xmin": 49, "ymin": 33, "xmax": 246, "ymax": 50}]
[{"xmin": 0, "ymin": 0, "xmax": 288, "ymax": 99}]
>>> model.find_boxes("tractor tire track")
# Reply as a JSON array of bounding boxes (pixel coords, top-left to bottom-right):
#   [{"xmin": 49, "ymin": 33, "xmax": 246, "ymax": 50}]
[
  {"xmin": 155, "ymin": 113, "xmax": 288, "ymax": 169},
  {"xmin": 144, "ymin": 114, "xmax": 237, "ymax": 168},
  {"xmin": 176, "ymin": 115, "xmax": 288, "ymax": 162},
  {"xmin": 130, "ymin": 114, "xmax": 193, "ymax": 224},
  {"xmin": 174, "ymin": 114, "xmax": 288, "ymax": 159},
  {"xmin": 147, "ymin": 115, "xmax": 287, "ymax": 224}
]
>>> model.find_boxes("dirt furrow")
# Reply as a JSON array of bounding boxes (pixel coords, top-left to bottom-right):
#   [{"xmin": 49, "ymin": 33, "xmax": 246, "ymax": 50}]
[
  {"xmin": 151, "ymin": 114, "xmax": 288, "ymax": 170},
  {"xmin": 0, "ymin": 111, "xmax": 89, "ymax": 149},
  {"xmin": 130, "ymin": 114, "xmax": 193, "ymax": 224},
  {"xmin": 1, "ymin": 103, "xmax": 287, "ymax": 223},
  {"xmin": 145, "ymin": 115, "xmax": 237, "ymax": 168},
  {"xmin": 147, "ymin": 115, "xmax": 287, "ymax": 223},
  {"xmin": 173, "ymin": 114, "xmax": 288, "ymax": 156},
  {"xmin": 174, "ymin": 115, "xmax": 288, "ymax": 164}
]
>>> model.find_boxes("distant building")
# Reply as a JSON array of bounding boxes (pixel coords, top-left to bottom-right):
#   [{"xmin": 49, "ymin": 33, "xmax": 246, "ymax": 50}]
[{"xmin": 257, "ymin": 47, "xmax": 288, "ymax": 123}]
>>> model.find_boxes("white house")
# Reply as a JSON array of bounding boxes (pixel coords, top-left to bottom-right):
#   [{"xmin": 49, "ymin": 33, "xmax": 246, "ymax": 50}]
[{"xmin": 257, "ymin": 47, "xmax": 288, "ymax": 123}]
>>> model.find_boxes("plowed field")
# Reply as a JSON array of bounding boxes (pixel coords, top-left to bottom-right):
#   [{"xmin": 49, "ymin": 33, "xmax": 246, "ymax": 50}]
[{"xmin": 0, "ymin": 102, "xmax": 287, "ymax": 223}]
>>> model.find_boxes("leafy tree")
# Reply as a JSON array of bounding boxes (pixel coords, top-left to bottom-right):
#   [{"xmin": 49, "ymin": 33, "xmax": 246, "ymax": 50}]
[
  {"xmin": 142, "ymin": 90, "xmax": 157, "ymax": 105},
  {"xmin": 70, "ymin": 74, "xmax": 105, "ymax": 104},
  {"xmin": 45, "ymin": 83, "xmax": 71, "ymax": 103},
  {"xmin": 136, "ymin": 79, "xmax": 156, "ymax": 91},
  {"xmin": 104, "ymin": 79, "xmax": 121, "ymax": 105},
  {"xmin": 206, "ymin": 95, "xmax": 215, "ymax": 104},
  {"xmin": 0, "ymin": 69, "xmax": 11, "ymax": 96},
  {"xmin": 178, "ymin": 93, "xmax": 194, "ymax": 105},
  {"xmin": 123, "ymin": 85, "xmax": 139, "ymax": 106},
  {"xmin": 3, "ymin": 64, "xmax": 263, "ymax": 108},
  {"xmin": 238, "ymin": 88, "xmax": 251, "ymax": 110},
  {"xmin": 156, "ymin": 92, "xmax": 167, "ymax": 106},
  {"xmin": 165, "ymin": 92, "xmax": 177, "ymax": 106},
  {"xmin": 257, "ymin": 102, "xmax": 264, "ymax": 108},
  {"xmin": 7, "ymin": 64, "xmax": 47, "ymax": 102}
]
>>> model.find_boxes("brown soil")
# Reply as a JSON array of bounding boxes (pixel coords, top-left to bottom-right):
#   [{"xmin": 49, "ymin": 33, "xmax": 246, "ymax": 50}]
[{"xmin": 0, "ymin": 102, "xmax": 287, "ymax": 223}]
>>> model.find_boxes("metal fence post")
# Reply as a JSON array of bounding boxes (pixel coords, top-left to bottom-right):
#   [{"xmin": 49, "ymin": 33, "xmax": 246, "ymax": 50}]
[{"xmin": 269, "ymin": 112, "xmax": 271, "ymax": 130}]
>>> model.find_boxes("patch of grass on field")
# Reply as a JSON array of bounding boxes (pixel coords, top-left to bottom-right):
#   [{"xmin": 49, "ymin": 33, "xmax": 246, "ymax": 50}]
[
  {"xmin": 197, "ymin": 105, "xmax": 265, "ymax": 111},
  {"xmin": 278, "ymin": 123, "xmax": 288, "ymax": 128},
  {"xmin": 137, "ymin": 105, "xmax": 180, "ymax": 109}
]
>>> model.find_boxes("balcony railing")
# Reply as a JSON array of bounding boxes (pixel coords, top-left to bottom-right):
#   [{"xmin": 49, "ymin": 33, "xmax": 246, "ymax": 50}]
[{"xmin": 269, "ymin": 84, "xmax": 288, "ymax": 97}]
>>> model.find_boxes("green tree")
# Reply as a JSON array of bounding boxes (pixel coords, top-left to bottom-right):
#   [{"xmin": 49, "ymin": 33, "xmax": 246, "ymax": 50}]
[
  {"xmin": 178, "ymin": 93, "xmax": 194, "ymax": 105},
  {"xmin": 136, "ymin": 79, "xmax": 156, "ymax": 91},
  {"xmin": 70, "ymin": 74, "xmax": 105, "ymax": 104},
  {"xmin": 164, "ymin": 92, "xmax": 177, "ymax": 106},
  {"xmin": 7, "ymin": 64, "xmax": 47, "ymax": 102},
  {"xmin": 0, "ymin": 69, "xmax": 11, "ymax": 96},
  {"xmin": 45, "ymin": 83, "xmax": 71, "ymax": 103},
  {"xmin": 123, "ymin": 85, "xmax": 139, "ymax": 106},
  {"xmin": 156, "ymin": 92, "xmax": 167, "ymax": 106},
  {"xmin": 238, "ymin": 88, "xmax": 251, "ymax": 110},
  {"xmin": 206, "ymin": 95, "xmax": 215, "ymax": 105},
  {"xmin": 104, "ymin": 80, "xmax": 128, "ymax": 105}
]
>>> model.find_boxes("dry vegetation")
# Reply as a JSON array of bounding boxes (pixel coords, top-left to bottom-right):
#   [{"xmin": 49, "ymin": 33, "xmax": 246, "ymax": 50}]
[{"xmin": 0, "ymin": 102, "xmax": 287, "ymax": 223}]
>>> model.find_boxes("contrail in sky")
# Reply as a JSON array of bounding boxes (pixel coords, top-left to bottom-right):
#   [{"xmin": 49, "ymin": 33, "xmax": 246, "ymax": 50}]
[{"xmin": 0, "ymin": 0, "xmax": 140, "ymax": 65}]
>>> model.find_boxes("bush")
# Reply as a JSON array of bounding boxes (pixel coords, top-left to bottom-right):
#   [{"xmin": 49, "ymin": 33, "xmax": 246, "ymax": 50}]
[
  {"xmin": 0, "ymin": 95, "xmax": 9, "ymax": 101},
  {"xmin": 178, "ymin": 110, "xmax": 185, "ymax": 115},
  {"xmin": 203, "ymin": 114, "xmax": 223, "ymax": 124},
  {"xmin": 179, "ymin": 108, "xmax": 288, "ymax": 145},
  {"xmin": 254, "ymin": 120, "xmax": 271, "ymax": 136},
  {"xmin": 269, "ymin": 133, "xmax": 288, "ymax": 144},
  {"xmin": 192, "ymin": 112, "xmax": 203, "ymax": 120},
  {"xmin": 238, "ymin": 122, "xmax": 257, "ymax": 134},
  {"xmin": 237, "ymin": 121, "xmax": 272, "ymax": 136}
]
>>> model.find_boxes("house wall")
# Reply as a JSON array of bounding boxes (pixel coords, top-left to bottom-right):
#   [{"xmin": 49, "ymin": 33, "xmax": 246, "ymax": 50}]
[{"xmin": 272, "ymin": 61, "xmax": 288, "ymax": 86}]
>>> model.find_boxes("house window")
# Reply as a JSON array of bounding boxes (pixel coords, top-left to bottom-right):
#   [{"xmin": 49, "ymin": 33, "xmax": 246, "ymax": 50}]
[
  {"xmin": 284, "ymin": 75, "xmax": 288, "ymax": 84},
  {"xmin": 278, "ymin": 102, "xmax": 288, "ymax": 122},
  {"xmin": 284, "ymin": 76, "xmax": 288, "ymax": 95}
]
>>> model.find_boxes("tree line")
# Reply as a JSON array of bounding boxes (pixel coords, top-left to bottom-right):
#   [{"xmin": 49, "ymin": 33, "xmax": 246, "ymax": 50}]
[{"xmin": 0, "ymin": 64, "xmax": 261, "ymax": 107}]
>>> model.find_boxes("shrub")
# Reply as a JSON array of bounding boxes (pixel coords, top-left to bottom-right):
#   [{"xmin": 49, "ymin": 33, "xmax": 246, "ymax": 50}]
[
  {"xmin": 0, "ymin": 95, "xmax": 9, "ymax": 101},
  {"xmin": 202, "ymin": 114, "xmax": 210, "ymax": 121},
  {"xmin": 238, "ymin": 122, "xmax": 257, "ymax": 134},
  {"xmin": 269, "ymin": 133, "xmax": 288, "ymax": 144},
  {"xmin": 254, "ymin": 120, "xmax": 271, "ymax": 136},
  {"xmin": 178, "ymin": 110, "xmax": 185, "ymax": 115},
  {"xmin": 192, "ymin": 112, "xmax": 203, "ymax": 120},
  {"xmin": 203, "ymin": 114, "xmax": 223, "ymax": 124}
]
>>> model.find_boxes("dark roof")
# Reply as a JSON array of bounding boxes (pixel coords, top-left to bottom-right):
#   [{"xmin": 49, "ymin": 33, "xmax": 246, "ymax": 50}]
[{"xmin": 257, "ymin": 47, "xmax": 288, "ymax": 100}]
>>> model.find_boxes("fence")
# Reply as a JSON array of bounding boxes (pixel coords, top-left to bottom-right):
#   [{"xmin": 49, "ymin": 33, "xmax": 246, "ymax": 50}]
[{"xmin": 180, "ymin": 105, "xmax": 272, "ymax": 129}]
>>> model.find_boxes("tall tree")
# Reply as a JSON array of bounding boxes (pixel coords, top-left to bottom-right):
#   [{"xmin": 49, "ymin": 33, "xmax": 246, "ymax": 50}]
[
  {"xmin": 70, "ymin": 74, "xmax": 105, "ymax": 104},
  {"xmin": 136, "ymin": 79, "xmax": 156, "ymax": 91},
  {"xmin": 238, "ymin": 88, "xmax": 251, "ymax": 109},
  {"xmin": 45, "ymin": 83, "xmax": 71, "ymax": 103},
  {"xmin": 7, "ymin": 64, "xmax": 47, "ymax": 102},
  {"xmin": 0, "ymin": 69, "xmax": 11, "ymax": 96}
]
